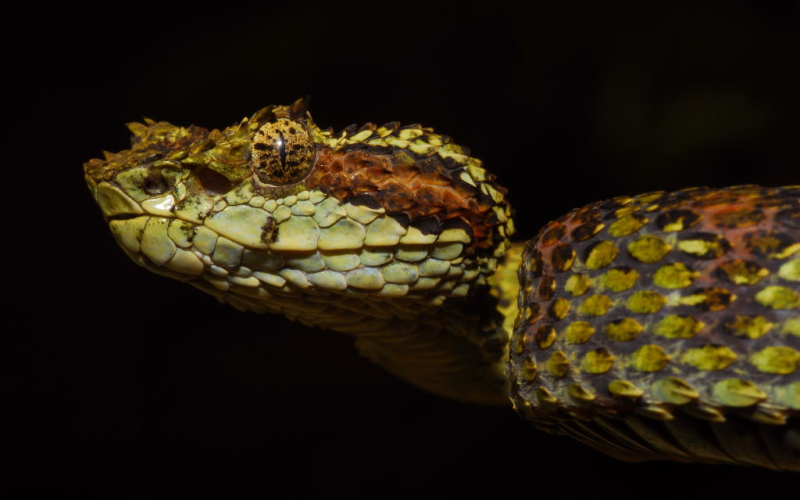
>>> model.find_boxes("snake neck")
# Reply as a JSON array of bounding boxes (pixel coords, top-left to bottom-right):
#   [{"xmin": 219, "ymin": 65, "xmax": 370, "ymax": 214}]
[
  {"xmin": 182, "ymin": 242, "xmax": 525, "ymax": 406},
  {"xmin": 355, "ymin": 243, "xmax": 523, "ymax": 405}
]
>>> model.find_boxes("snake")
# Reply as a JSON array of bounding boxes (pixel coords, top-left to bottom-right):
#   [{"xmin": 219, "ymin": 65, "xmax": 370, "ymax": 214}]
[{"xmin": 84, "ymin": 98, "xmax": 799, "ymax": 470}]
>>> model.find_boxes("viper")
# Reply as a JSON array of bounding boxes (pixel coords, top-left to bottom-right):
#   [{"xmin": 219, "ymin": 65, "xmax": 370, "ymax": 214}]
[{"xmin": 84, "ymin": 99, "xmax": 799, "ymax": 470}]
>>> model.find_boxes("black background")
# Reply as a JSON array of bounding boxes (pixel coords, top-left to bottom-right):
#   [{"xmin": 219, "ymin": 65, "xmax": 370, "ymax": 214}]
[{"xmin": 11, "ymin": 1, "xmax": 800, "ymax": 498}]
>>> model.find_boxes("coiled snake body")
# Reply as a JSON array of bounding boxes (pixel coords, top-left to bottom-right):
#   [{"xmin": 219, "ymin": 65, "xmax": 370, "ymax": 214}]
[{"xmin": 84, "ymin": 99, "xmax": 799, "ymax": 470}]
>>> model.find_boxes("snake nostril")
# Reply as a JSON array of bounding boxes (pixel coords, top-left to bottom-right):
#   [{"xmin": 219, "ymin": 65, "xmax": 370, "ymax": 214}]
[{"xmin": 143, "ymin": 173, "xmax": 169, "ymax": 195}]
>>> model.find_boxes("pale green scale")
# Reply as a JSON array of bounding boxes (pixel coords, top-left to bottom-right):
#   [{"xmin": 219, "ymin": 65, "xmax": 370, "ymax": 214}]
[
  {"xmin": 141, "ymin": 217, "xmax": 176, "ymax": 265},
  {"xmin": 318, "ymin": 219, "xmax": 366, "ymax": 250},
  {"xmin": 446, "ymin": 265, "xmax": 464, "ymax": 277},
  {"xmin": 212, "ymin": 236, "xmax": 244, "ymax": 268},
  {"xmin": 109, "ymin": 218, "xmax": 147, "ymax": 254},
  {"xmin": 286, "ymin": 252, "xmax": 325, "ymax": 273},
  {"xmin": 365, "ymin": 217, "xmax": 407, "ymax": 246},
  {"xmin": 249, "ymin": 196, "xmax": 265, "ymax": 207},
  {"xmin": 208, "ymin": 264, "xmax": 229, "ymax": 277},
  {"xmin": 397, "ymin": 128, "xmax": 423, "ymax": 140},
  {"xmin": 228, "ymin": 275, "xmax": 260, "ymax": 288},
  {"xmin": 419, "ymin": 259, "xmax": 450, "ymax": 276},
  {"xmin": 252, "ymin": 270, "xmax": 286, "ymax": 288},
  {"xmin": 438, "ymin": 228, "xmax": 472, "ymax": 244},
  {"xmin": 346, "ymin": 268, "xmax": 385, "ymax": 290},
  {"xmin": 232, "ymin": 266, "xmax": 252, "ymax": 277},
  {"xmin": 166, "ymin": 248, "xmax": 204, "ymax": 275},
  {"xmin": 167, "ymin": 219, "xmax": 194, "ymax": 248},
  {"xmin": 313, "ymin": 197, "xmax": 347, "ymax": 227},
  {"xmin": 382, "ymin": 262, "xmax": 420, "ymax": 284},
  {"xmin": 308, "ymin": 190, "xmax": 326, "ymax": 204},
  {"xmin": 458, "ymin": 171, "xmax": 477, "ymax": 187},
  {"xmin": 410, "ymin": 277, "xmax": 441, "ymax": 290},
  {"xmin": 192, "ymin": 226, "xmax": 218, "ymax": 255},
  {"xmin": 278, "ymin": 268, "xmax": 309, "ymax": 289},
  {"xmin": 394, "ymin": 246, "xmax": 428, "ymax": 262},
  {"xmin": 291, "ymin": 200, "xmax": 315, "ymax": 216},
  {"xmin": 492, "ymin": 206, "xmax": 508, "ymax": 223},
  {"xmin": 345, "ymin": 203, "xmax": 384, "ymax": 225},
  {"xmin": 437, "ymin": 144, "xmax": 469, "ymax": 164},
  {"xmin": 307, "ymin": 270, "xmax": 348, "ymax": 291},
  {"xmin": 466, "ymin": 164, "xmax": 487, "ymax": 182},
  {"xmin": 385, "ymin": 136, "xmax": 410, "ymax": 149},
  {"xmin": 379, "ymin": 284, "xmax": 410, "ymax": 297},
  {"xmin": 174, "ymin": 194, "xmax": 214, "ymax": 223},
  {"xmin": 481, "ymin": 183, "xmax": 506, "ymax": 204},
  {"xmin": 273, "ymin": 205, "xmax": 292, "ymax": 223},
  {"xmin": 97, "ymin": 183, "xmax": 145, "ymax": 216},
  {"xmin": 779, "ymin": 259, "xmax": 800, "ymax": 281},
  {"xmin": 408, "ymin": 141, "xmax": 436, "ymax": 155},
  {"xmin": 462, "ymin": 267, "xmax": 480, "ymax": 281},
  {"xmin": 359, "ymin": 248, "xmax": 393, "ymax": 266},
  {"xmin": 205, "ymin": 205, "xmax": 273, "ymax": 249},
  {"xmin": 430, "ymin": 243, "xmax": 463, "ymax": 260},
  {"xmin": 712, "ymin": 379, "xmax": 766, "ymax": 407},
  {"xmin": 173, "ymin": 182, "xmax": 187, "ymax": 202},
  {"xmin": 283, "ymin": 195, "xmax": 297, "ymax": 207},
  {"xmin": 270, "ymin": 217, "xmax": 320, "ymax": 252},
  {"xmin": 223, "ymin": 181, "xmax": 254, "ymax": 206},
  {"xmin": 322, "ymin": 253, "xmax": 361, "ymax": 271},
  {"xmin": 142, "ymin": 194, "xmax": 176, "ymax": 217},
  {"xmin": 348, "ymin": 129, "xmax": 373, "ymax": 142},
  {"xmin": 399, "ymin": 227, "xmax": 437, "ymax": 245},
  {"xmin": 264, "ymin": 199, "xmax": 278, "ymax": 212}
]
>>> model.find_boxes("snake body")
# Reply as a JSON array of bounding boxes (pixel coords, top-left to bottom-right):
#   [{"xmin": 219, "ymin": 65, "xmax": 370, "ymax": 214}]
[{"xmin": 84, "ymin": 99, "xmax": 799, "ymax": 470}]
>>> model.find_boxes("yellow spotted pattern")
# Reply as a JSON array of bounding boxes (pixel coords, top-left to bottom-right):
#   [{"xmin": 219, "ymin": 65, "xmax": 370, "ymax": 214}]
[{"xmin": 510, "ymin": 186, "xmax": 799, "ymax": 470}]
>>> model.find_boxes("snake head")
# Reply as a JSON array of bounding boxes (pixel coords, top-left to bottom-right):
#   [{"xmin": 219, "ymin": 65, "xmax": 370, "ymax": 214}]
[{"xmin": 84, "ymin": 100, "xmax": 515, "ymax": 322}]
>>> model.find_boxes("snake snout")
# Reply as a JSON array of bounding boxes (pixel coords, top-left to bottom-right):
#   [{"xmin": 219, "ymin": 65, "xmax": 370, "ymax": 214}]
[{"xmin": 95, "ymin": 182, "xmax": 145, "ymax": 220}]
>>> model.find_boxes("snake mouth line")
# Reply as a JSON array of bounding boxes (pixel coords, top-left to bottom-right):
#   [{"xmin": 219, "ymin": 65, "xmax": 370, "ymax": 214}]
[{"xmin": 106, "ymin": 213, "xmax": 151, "ymax": 222}]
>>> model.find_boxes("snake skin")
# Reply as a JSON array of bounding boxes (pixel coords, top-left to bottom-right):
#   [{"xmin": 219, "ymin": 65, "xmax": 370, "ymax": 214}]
[{"xmin": 84, "ymin": 99, "xmax": 799, "ymax": 470}]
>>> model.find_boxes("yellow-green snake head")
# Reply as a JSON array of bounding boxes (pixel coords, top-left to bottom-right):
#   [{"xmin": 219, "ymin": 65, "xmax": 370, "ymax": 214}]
[{"xmin": 84, "ymin": 99, "xmax": 517, "ymax": 405}]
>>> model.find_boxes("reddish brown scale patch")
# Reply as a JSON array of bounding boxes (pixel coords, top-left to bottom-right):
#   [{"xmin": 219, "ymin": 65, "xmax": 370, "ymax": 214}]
[{"xmin": 306, "ymin": 147, "xmax": 507, "ymax": 249}]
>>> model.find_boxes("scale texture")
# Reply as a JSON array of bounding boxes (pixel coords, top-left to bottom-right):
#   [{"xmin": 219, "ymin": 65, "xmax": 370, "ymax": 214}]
[
  {"xmin": 509, "ymin": 186, "xmax": 799, "ymax": 468},
  {"xmin": 84, "ymin": 100, "xmax": 799, "ymax": 469}
]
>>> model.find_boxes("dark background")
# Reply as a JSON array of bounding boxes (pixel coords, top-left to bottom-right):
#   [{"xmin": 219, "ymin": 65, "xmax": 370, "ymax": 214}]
[{"xmin": 11, "ymin": 1, "xmax": 799, "ymax": 498}]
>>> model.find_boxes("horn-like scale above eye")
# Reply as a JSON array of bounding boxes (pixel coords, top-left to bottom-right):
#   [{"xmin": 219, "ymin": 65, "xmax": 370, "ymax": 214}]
[{"xmin": 251, "ymin": 118, "xmax": 316, "ymax": 185}]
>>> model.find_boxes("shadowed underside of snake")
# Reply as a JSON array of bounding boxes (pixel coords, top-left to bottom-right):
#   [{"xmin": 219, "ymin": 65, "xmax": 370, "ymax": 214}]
[{"xmin": 84, "ymin": 99, "xmax": 799, "ymax": 470}]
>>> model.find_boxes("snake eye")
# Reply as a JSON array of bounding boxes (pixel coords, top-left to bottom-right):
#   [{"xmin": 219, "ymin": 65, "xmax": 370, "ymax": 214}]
[
  {"xmin": 143, "ymin": 172, "xmax": 169, "ymax": 195},
  {"xmin": 251, "ymin": 118, "xmax": 316, "ymax": 185}
]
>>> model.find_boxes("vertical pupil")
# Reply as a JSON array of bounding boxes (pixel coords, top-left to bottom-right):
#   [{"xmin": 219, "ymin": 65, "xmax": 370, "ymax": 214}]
[{"xmin": 277, "ymin": 132, "xmax": 287, "ymax": 170}]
